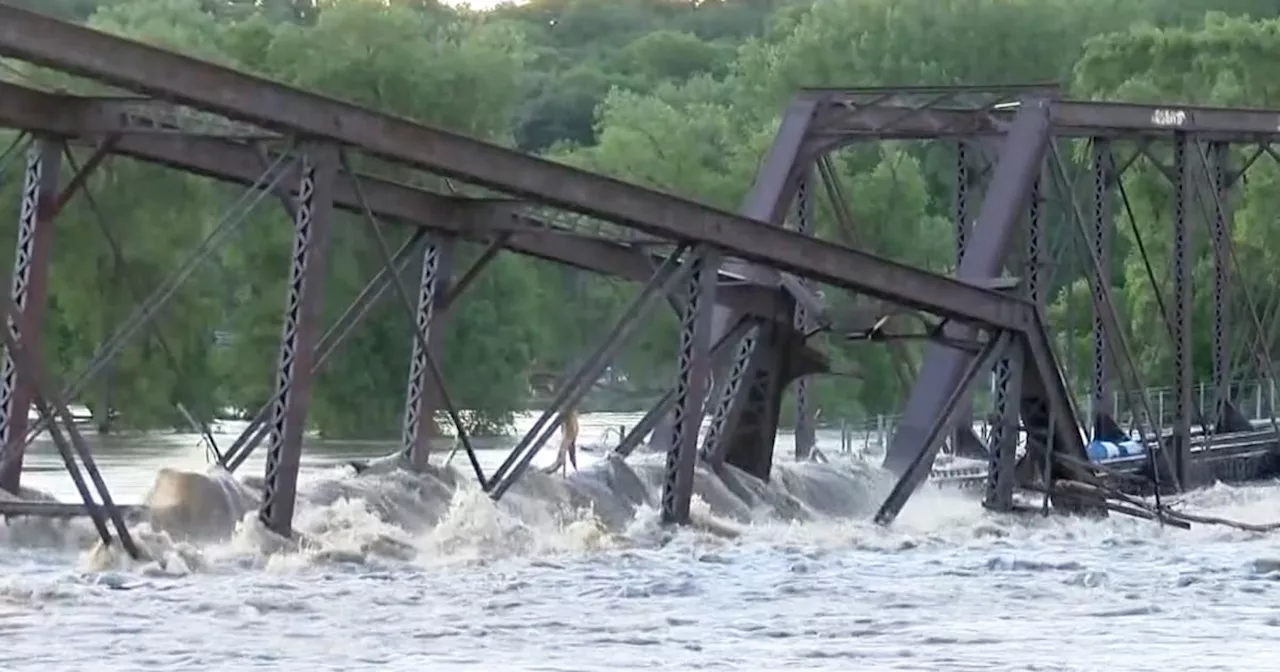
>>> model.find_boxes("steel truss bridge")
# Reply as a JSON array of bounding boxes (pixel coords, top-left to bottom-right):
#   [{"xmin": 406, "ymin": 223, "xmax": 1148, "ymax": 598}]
[{"xmin": 0, "ymin": 5, "xmax": 1278, "ymax": 559}]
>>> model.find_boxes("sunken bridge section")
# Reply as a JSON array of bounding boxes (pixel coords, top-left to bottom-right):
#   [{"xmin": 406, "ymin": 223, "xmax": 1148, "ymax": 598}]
[{"xmin": 0, "ymin": 5, "xmax": 1278, "ymax": 557}]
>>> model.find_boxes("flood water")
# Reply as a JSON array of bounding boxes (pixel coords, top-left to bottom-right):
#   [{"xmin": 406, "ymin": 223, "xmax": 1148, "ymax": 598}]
[{"xmin": 3, "ymin": 411, "xmax": 1280, "ymax": 671}]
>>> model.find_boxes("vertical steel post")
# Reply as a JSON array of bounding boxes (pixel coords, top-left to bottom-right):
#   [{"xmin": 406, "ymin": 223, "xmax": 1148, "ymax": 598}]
[
  {"xmin": 0, "ymin": 137, "xmax": 61, "ymax": 493},
  {"xmin": 792, "ymin": 171, "xmax": 816, "ymax": 460},
  {"xmin": 259, "ymin": 142, "xmax": 338, "ymax": 537},
  {"xmin": 1089, "ymin": 138, "xmax": 1112, "ymax": 436},
  {"xmin": 400, "ymin": 236, "xmax": 456, "ymax": 469},
  {"xmin": 955, "ymin": 142, "xmax": 970, "ymax": 267},
  {"xmin": 1170, "ymin": 135, "xmax": 1193, "ymax": 488},
  {"xmin": 951, "ymin": 141, "xmax": 973, "ymax": 454},
  {"xmin": 1209, "ymin": 142, "xmax": 1231, "ymax": 427},
  {"xmin": 1027, "ymin": 176, "xmax": 1043, "ymax": 309},
  {"xmin": 983, "ymin": 336, "xmax": 1023, "ymax": 512},
  {"xmin": 661, "ymin": 248, "xmax": 720, "ymax": 525}
]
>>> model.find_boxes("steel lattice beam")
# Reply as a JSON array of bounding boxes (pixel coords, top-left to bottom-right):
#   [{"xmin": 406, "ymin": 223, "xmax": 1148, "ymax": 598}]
[
  {"xmin": 0, "ymin": 7, "xmax": 1033, "ymax": 332},
  {"xmin": 0, "ymin": 82, "xmax": 799, "ymax": 327},
  {"xmin": 805, "ymin": 93, "xmax": 1280, "ymax": 141}
]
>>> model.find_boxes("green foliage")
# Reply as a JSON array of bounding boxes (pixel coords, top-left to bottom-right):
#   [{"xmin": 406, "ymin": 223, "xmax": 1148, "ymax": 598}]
[{"xmin": 3, "ymin": 0, "xmax": 1279, "ymax": 438}]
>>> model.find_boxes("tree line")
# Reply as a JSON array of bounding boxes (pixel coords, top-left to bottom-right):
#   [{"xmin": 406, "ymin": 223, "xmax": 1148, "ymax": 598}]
[{"xmin": 2, "ymin": 0, "xmax": 1279, "ymax": 437}]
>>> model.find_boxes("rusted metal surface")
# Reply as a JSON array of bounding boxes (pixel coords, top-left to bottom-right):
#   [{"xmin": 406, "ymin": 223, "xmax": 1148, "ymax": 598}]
[
  {"xmin": 0, "ymin": 8, "xmax": 1038, "ymax": 332},
  {"xmin": 805, "ymin": 93, "xmax": 1280, "ymax": 141},
  {"xmin": 0, "ymin": 6, "xmax": 1276, "ymax": 532},
  {"xmin": 0, "ymin": 82, "xmax": 799, "ymax": 326}
]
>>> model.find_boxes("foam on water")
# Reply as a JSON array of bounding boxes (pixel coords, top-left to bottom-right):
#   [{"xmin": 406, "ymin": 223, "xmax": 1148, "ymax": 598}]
[
  {"xmin": 16, "ymin": 450, "xmax": 899, "ymax": 574},
  {"xmin": 4, "ymin": 445, "xmax": 1280, "ymax": 670}
]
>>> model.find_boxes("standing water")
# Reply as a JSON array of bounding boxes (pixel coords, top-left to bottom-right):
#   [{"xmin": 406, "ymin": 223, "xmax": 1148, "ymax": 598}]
[{"xmin": 2, "ymin": 411, "xmax": 1279, "ymax": 671}]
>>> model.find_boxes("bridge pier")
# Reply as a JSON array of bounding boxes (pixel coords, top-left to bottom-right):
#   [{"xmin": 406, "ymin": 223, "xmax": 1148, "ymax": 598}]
[
  {"xmin": 400, "ymin": 236, "xmax": 455, "ymax": 470},
  {"xmin": 0, "ymin": 136, "xmax": 60, "ymax": 494},
  {"xmin": 660, "ymin": 248, "xmax": 719, "ymax": 525},
  {"xmin": 259, "ymin": 142, "xmax": 338, "ymax": 539}
]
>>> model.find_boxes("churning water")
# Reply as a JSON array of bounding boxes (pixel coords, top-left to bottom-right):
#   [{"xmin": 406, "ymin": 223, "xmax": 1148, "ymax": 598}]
[{"xmin": 2, "ymin": 411, "xmax": 1279, "ymax": 671}]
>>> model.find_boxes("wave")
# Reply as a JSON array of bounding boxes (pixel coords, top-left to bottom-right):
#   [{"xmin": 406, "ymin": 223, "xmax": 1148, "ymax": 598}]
[{"xmin": 4, "ymin": 449, "xmax": 1280, "ymax": 577}]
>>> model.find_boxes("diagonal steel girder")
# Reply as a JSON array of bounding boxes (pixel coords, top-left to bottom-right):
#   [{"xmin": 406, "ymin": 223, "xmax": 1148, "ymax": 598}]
[
  {"xmin": 0, "ymin": 7, "xmax": 1032, "ymax": 333},
  {"xmin": 883, "ymin": 103, "xmax": 1051, "ymax": 478},
  {"xmin": 0, "ymin": 81, "xmax": 800, "ymax": 327},
  {"xmin": 878, "ymin": 101, "xmax": 1092, "ymax": 523}
]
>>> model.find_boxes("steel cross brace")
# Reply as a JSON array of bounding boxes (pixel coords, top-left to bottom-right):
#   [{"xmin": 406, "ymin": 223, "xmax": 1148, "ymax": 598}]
[
  {"xmin": 1044, "ymin": 144, "xmax": 1174, "ymax": 492},
  {"xmin": 61, "ymin": 145, "xmax": 224, "ymax": 458},
  {"xmin": 486, "ymin": 244, "xmax": 696, "ymax": 501},
  {"xmin": 339, "ymin": 149, "xmax": 483, "ymax": 485},
  {"xmin": 18, "ymin": 145, "xmax": 296, "ymax": 449},
  {"xmin": 221, "ymin": 224, "xmax": 507, "ymax": 479},
  {"xmin": 0, "ymin": 135, "xmax": 60, "ymax": 491},
  {"xmin": 1187, "ymin": 141, "xmax": 1280, "ymax": 441},
  {"xmin": 0, "ymin": 255, "xmax": 141, "ymax": 557},
  {"xmin": 874, "ymin": 330, "xmax": 1016, "ymax": 524}
]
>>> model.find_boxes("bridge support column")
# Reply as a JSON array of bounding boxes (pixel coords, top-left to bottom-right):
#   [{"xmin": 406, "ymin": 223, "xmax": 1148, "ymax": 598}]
[
  {"xmin": 260, "ymin": 142, "xmax": 338, "ymax": 538},
  {"xmin": 984, "ymin": 328, "xmax": 1023, "ymax": 512},
  {"xmin": 488, "ymin": 246, "xmax": 697, "ymax": 500},
  {"xmin": 791, "ymin": 172, "xmax": 817, "ymax": 461},
  {"xmin": 700, "ymin": 318, "xmax": 821, "ymax": 479},
  {"xmin": 1208, "ymin": 142, "xmax": 1234, "ymax": 431},
  {"xmin": 400, "ymin": 236, "xmax": 455, "ymax": 469},
  {"xmin": 661, "ymin": 248, "xmax": 719, "ymax": 525},
  {"xmin": 0, "ymin": 137, "xmax": 61, "ymax": 494},
  {"xmin": 951, "ymin": 141, "xmax": 976, "ymax": 455},
  {"xmin": 1170, "ymin": 135, "xmax": 1194, "ymax": 488},
  {"xmin": 1089, "ymin": 138, "xmax": 1115, "ymax": 437}
]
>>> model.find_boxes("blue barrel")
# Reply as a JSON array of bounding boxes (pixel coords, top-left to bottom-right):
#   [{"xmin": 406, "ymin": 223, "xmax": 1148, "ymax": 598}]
[{"xmin": 1086, "ymin": 439, "xmax": 1147, "ymax": 463}]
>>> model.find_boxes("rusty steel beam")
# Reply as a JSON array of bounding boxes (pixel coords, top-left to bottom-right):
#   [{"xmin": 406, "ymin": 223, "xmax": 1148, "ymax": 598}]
[
  {"xmin": 883, "ymin": 101, "xmax": 1051, "ymax": 481},
  {"xmin": 0, "ymin": 82, "xmax": 795, "ymax": 325},
  {"xmin": 0, "ymin": 8, "xmax": 1031, "ymax": 331},
  {"xmin": 806, "ymin": 95, "xmax": 1280, "ymax": 141}
]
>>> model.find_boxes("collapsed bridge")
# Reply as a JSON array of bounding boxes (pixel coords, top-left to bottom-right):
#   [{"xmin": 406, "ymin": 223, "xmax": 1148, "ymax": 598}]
[{"xmin": 0, "ymin": 5, "xmax": 1277, "ymax": 558}]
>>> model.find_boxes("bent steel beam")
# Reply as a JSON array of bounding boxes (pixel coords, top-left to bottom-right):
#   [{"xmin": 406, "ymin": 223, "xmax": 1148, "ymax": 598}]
[
  {"xmin": 0, "ymin": 11, "xmax": 1033, "ymax": 332},
  {"xmin": 0, "ymin": 136, "xmax": 60, "ymax": 493},
  {"xmin": 882, "ymin": 102, "xmax": 1050, "ymax": 485},
  {"xmin": 0, "ymin": 82, "xmax": 801, "ymax": 326}
]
